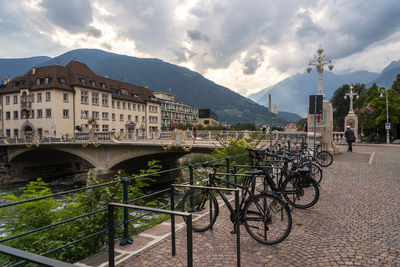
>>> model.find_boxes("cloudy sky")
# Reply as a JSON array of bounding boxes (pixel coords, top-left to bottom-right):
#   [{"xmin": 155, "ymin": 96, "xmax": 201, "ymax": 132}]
[{"xmin": 1, "ymin": 0, "xmax": 400, "ymax": 96}]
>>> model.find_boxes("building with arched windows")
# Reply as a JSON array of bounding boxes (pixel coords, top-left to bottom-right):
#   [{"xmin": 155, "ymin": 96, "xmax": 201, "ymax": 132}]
[{"xmin": 0, "ymin": 61, "xmax": 161, "ymax": 139}]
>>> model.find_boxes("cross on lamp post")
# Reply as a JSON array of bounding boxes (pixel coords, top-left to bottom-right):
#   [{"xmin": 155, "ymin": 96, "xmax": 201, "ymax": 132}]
[
  {"xmin": 378, "ymin": 87, "xmax": 390, "ymax": 144},
  {"xmin": 307, "ymin": 46, "xmax": 334, "ymax": 98},
  {"xmin": 344, "ymin": 85, "xmax": 359, "ymax": 115}
]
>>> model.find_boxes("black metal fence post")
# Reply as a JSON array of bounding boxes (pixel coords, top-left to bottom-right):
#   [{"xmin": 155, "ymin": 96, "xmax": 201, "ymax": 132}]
[
  {"xmin": 225, "ymin": 156, "xmax": 231, "ymax": 194},
  {"xmin": 188, "ymin": 164, "xmax": 194, "ymax": 210},
  {"xmin": 120, "ymin": 177, "xmax": 133, "ymax": 245},
  {"xmin": 186, "ymin": 214, "xmax": 193, "ymax": 267},
  {"xmin": 108, "ymin": 204, "xmax": 115, "ymax": 267},
  {"xmin": 235, "ymin": 190, "xmax": 241, "ymax": 267},
  {"xmin": 170, "ymin": 186, "xmax": 176, "ymax": 256}
]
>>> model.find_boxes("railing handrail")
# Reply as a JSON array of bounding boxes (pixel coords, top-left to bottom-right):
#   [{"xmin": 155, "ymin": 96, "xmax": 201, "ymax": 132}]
[{"xmin": 0, "ymin": 244, "xmax": 76, "ymax": 267}]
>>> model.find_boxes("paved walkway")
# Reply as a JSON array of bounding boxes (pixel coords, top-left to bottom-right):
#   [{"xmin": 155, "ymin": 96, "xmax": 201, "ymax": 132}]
[{"xmin": 79, "ymin": 144, "xmax": 400, "ymax": 267}]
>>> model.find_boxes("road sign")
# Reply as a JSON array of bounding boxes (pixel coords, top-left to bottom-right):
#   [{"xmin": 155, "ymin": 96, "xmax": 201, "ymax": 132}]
[{"xmin": 385, "ymin": 123, "xmax": 391, "ymax": 130}]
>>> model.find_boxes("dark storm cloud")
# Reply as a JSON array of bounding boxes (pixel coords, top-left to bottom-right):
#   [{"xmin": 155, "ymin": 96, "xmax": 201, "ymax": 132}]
[
  {"xmin": 187, "ymin": 30, "xmax": 210, "ymax": 42},
  {"xmin": 242, "ymin": 47, "xmax": 265, "ymax": 75},
  {"xmin": 40, "ymin": 0, "xmax": 93, "ymax": 34}
]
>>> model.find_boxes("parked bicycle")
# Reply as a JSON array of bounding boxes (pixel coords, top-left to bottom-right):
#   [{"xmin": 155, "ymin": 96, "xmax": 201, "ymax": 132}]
[{"xmin": 179, "ymin": 163, "xmax": 292, "ymax": 245}]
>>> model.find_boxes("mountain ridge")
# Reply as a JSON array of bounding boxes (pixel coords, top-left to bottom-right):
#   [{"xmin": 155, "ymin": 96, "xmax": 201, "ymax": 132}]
[{"xmin": 0, "ymin": 49, "xmax": 296, "ymax": 125}]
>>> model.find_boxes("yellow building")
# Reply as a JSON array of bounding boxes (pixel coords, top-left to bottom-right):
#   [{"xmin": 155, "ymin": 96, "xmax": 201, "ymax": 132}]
[{"xmin": 0, "ymin": 61, "xmax": 161, "ymax": 139}]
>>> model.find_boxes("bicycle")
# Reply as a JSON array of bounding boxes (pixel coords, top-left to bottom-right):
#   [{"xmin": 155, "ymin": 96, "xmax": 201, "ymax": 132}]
[
  {"xmin": 246, "ymin": 148, "xmax": 320, "ymax": 209},
  {"xmin": 179, "ymin": 163, "xmax": 292, "ymax": 245}
]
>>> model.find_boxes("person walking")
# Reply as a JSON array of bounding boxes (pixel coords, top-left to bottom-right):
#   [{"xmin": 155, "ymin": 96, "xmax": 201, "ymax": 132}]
[
  {"xmin": 344, "ymin": 125, "xmax": 355, "ymax": 152},
  {"xmin": 192, "ymin": 125, "xmax": 197, "ymax": 144}
]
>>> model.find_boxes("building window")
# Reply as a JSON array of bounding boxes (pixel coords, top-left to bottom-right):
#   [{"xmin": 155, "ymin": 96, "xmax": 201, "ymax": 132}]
[
  {"xmin": 149, "ymin": 105, "xmax": 158, "ymax": 113},
  {"xmin": 128, "ymin": 115, "xmax": 131, "ymax": 121},
  {"xmin": 120, "ymin": 114, "xmax": 124, "ymax": 121},
  {"xmin": 21, "ymin": 110, "xmax": 27, "ymax": 119},
  {"xmin": 81, "ymin": 90, "xmax": 88, "ymax": 104},
  {"xmin": 102, "ymin": 112, "xmax": 109, "ymax": 120},
  {"xmin": 45, "ymin": 77, "xmax": 49, "ymax": 84},
  {"xmin": 31, "ymin": 94, "xmax": 35, "ymax": 102},
  {"xmin": 5, "ymin": 96, "xmax": 10, "ymax": 105},
  {"xmin": 14, "ymin": 129, "xmax": 18, "ymax": 138},
  {"xmin": 100, "ymin": 83, "xmax": 106, "ymax": 89},
  {"xmin": 102, "ymin": 94, "xmax": 108, "ymax": 106},
  {"xmin": 6, "ymin": 129, "xmax": 10, "ymax": 137},
  {"xmin": 79, "ymin": 78, "xmax": 86, "ymax": 85},
  {"xmin": 63, "ymin": 109, "xmax": 69, "ymax": 118},
  {"xmin": 111, "ymin": 113, "xmax": 116, "ymax": 121},
  {"xmin": 91, "ymin": 81, "xmax": 96, "ymax": 87},
  {"xmin": 120, "ymin": 129, "xmax": 124, "ymax": 133},
  {"xmin": 13, "ymin": 111, "xmax": 18, "ymax": 120},
  {"xmin": 92, "ymin": 111, "xmax": 99, "ymax": 120},
  {"xmin": 117, "ymin": 101, "xmax": 120, "ymax": 109},
  {"xmin": 142, "ymin": 116, "xmax": 145, "ymax": 122},
  {"xmin": 36, "ymin": 78, "xmax": 41, "ymax": 85},
  {"xmin": 135, "ymin": 115, "xmax": 139, "ymax": 122},
  {"xmin": 63, "ymin": 93, "xmax": 69, "ymax": 102},
  {"xmin": 37, "ymin": 128, "xmax": 43, "ymax": 136},
  {"xmin": 128, "ymin": 103, "xmax": 131, "ymax": 110},
  {"xmin": 59, "ymin": 78, "xmax": 66, "ymax": 85},
  {"xmin": 13, "ymin": 95, "xmax": 18, "ymax": 104},
  {"xmin": 37, "ymin": 109, "xmax": 42, "ymax": 118},
  {"xmin": 46, "ymin": 92, "xmax": 51, "ymax": 101},
  {"xmin": 30, "ymin": 110, "xmax": 35, "ymax": 119},
  {"xmin": 46, "ymin": 109, "xmax": 51, "ymax": 118},
  {"xmin": 102, "ymin": 124, "xmax": 109, "ymax": 131},
  {"xmin": 6, "ymin": 112, "xmax": 10, "ymax": 120},
  {"xmin": 133, "ymin": 104, "xmax": 136, "ymax": 111},
  {"xmin": 149, "ymin": 116, "xmax": 158, "ymax": 123},
  {"xmin": 112, "ymin": 101, "xmax": 115, "ymax": 108},
  {"xmin": 37, "ymin": 93, "xmax": 42, "ymax": 102},
  {"xmin": 138, "ymin": 105, "xmax": 141, "ymax": 111},
  {"xmin": 92, "ymin": 92, "xmax": 99, "ymax": 105}
]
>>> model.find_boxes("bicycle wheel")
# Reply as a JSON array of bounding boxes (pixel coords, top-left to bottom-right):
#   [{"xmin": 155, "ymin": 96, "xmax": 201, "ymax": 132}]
[
  {"xmin": 180, "ymin": 189, "xmax": 219, "ymax": 232},
  {"xmin": 282, "ymin": 173, "xmax": 320, "ymax": 209},
  {"xmin": 299, "ymin": 162, "xmax": 323, "ymax": 184},
  {"xmin": 316, "ymin": 150, "xmax": 333, "ymax": 167},
  {"xmin": 243, "ymin": 193, "xmax": 292, "ymax": 245}
]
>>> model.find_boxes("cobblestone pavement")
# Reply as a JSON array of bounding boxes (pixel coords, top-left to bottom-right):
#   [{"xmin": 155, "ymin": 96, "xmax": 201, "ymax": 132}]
[{"xmin": 119, "ymin": 145, "xmax": 400, "ymax": 267}]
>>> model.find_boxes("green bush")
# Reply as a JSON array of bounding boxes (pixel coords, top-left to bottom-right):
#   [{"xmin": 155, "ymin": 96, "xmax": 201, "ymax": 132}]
[{"xmin": 0, "ymin": 160, "xmax": 163, "ymax": 265}]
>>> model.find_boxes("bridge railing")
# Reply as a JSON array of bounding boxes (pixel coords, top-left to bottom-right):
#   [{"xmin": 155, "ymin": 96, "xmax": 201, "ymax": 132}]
[
  {"xmin": 0, "ymin": 153, "xmax": 248, "ymax": 266},
  {"xmin": 333, "ymin": 132, "xmax": 346, "ymax": 143}
]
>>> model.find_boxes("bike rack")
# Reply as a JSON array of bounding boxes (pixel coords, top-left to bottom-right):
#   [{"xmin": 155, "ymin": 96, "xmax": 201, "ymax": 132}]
[
  {"xmin": 108, "ymin": 203, "xmax": 193, "ymax": 267},
  {"xmin": 171, "ymin": 184, "xmax": 241, "ymax": 267}
]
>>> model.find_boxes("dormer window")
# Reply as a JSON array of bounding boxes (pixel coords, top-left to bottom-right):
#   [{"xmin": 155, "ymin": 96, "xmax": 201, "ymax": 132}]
[
  {"xmin": 121, "ymin": 89, "xmax": 128, "ymax": 95},
  {"xmin": 44, "ymin": 77, "xmax": 50, "ymax": 84},
  {"xmin": 79, "ymin": 78, "xmax": 86, "ymax": 85},
  {"xmin": 91, "ymin": 81, "xmax": 96, "ymax": 87},
  {"xmin": 100, "ymin": 83, "xmax": 106, "ymax": 89},
  {"xmin": 59, "ymin": 78, "xmax": 66, "ymax": 85},
  {"xmin": 36, "ymin": 79, "xmax": 41, "ymax": 85}
]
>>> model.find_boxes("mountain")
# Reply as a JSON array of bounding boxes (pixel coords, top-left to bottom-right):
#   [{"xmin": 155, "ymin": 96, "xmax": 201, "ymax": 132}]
[
  {"xmin": 368, "ymin": 60, "xmax": 400, "ymax": 88},
  {"xmin": 337, "ymin": 71, "xmax": 378, "ymax": 85},
  {"xmin": 0, "ymin": 49, "xmax": 296, "ymax": 125},
  {"xmin": 0, "ymin": 56, "xmax": 51, "ymax": 82},
  {"xmin": 248, "ymin": 69, "xmax": 385, "ymax": 117}
]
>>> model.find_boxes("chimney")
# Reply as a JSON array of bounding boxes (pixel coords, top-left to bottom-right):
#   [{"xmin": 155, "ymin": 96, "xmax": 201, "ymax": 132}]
[{"xmin": 32, "ymin": 67, "xmax": 36, "ymax": 75}]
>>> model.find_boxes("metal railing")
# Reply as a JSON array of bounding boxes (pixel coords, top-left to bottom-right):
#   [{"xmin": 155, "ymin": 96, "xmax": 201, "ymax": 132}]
[{"xmin": 0, "ymin": 153, "xmax": 247, "ymax": 266}]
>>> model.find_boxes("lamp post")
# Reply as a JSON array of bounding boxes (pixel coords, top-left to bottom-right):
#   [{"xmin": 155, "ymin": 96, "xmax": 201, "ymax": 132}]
[
  {"xmin": 307, "ymin": 46, "xmax": 334, "ymax": 98},
  {"xmin": 378, "ymin": 87, "xmax": 390, "ymax": 144}
]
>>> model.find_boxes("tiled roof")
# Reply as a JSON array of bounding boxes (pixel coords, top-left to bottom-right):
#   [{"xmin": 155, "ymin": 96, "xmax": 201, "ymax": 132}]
[{"xmin": 0, "ymin": 60, "xmax": 158, "ymax": 104}]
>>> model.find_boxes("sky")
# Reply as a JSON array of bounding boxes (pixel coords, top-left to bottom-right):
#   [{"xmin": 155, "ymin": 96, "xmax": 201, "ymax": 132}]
[{"xmin": 1, "ymin": 0, "xmax": 400, "ymax": 97}]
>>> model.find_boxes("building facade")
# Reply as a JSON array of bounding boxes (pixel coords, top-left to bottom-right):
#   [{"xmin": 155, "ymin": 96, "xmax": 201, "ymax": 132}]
[
  {"xmin": 0, "ymin": 61, "xmax": 161, "ymax": 139},
  {"xmin": 154, "ymin": 92, "xmax": 198, "ymax": 130},
  {"xmin": 198, "ymin": 109, "xmax": 219, "ymax": 127}
]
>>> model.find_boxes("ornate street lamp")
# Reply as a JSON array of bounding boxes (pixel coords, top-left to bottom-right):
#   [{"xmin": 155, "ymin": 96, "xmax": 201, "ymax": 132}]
[
  {"xmin": 307, "ymin": 46, "xmax": 334, "ymax": 98},
  {"xmin": 378, "ymin": 87, "xmax": 390, "ymax": 144}
]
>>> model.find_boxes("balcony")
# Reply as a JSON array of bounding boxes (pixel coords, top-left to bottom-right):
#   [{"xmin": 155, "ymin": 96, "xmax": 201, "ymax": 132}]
[{"xmin": 20, "ymin": 101, "xmax": 32, "ymax": 109}]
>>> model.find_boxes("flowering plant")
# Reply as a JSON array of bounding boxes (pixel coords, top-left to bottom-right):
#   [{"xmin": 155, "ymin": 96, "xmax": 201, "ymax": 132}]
[{"xmin": 87, "ymin": 118, "xmax": 97, "ymax": 125}]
